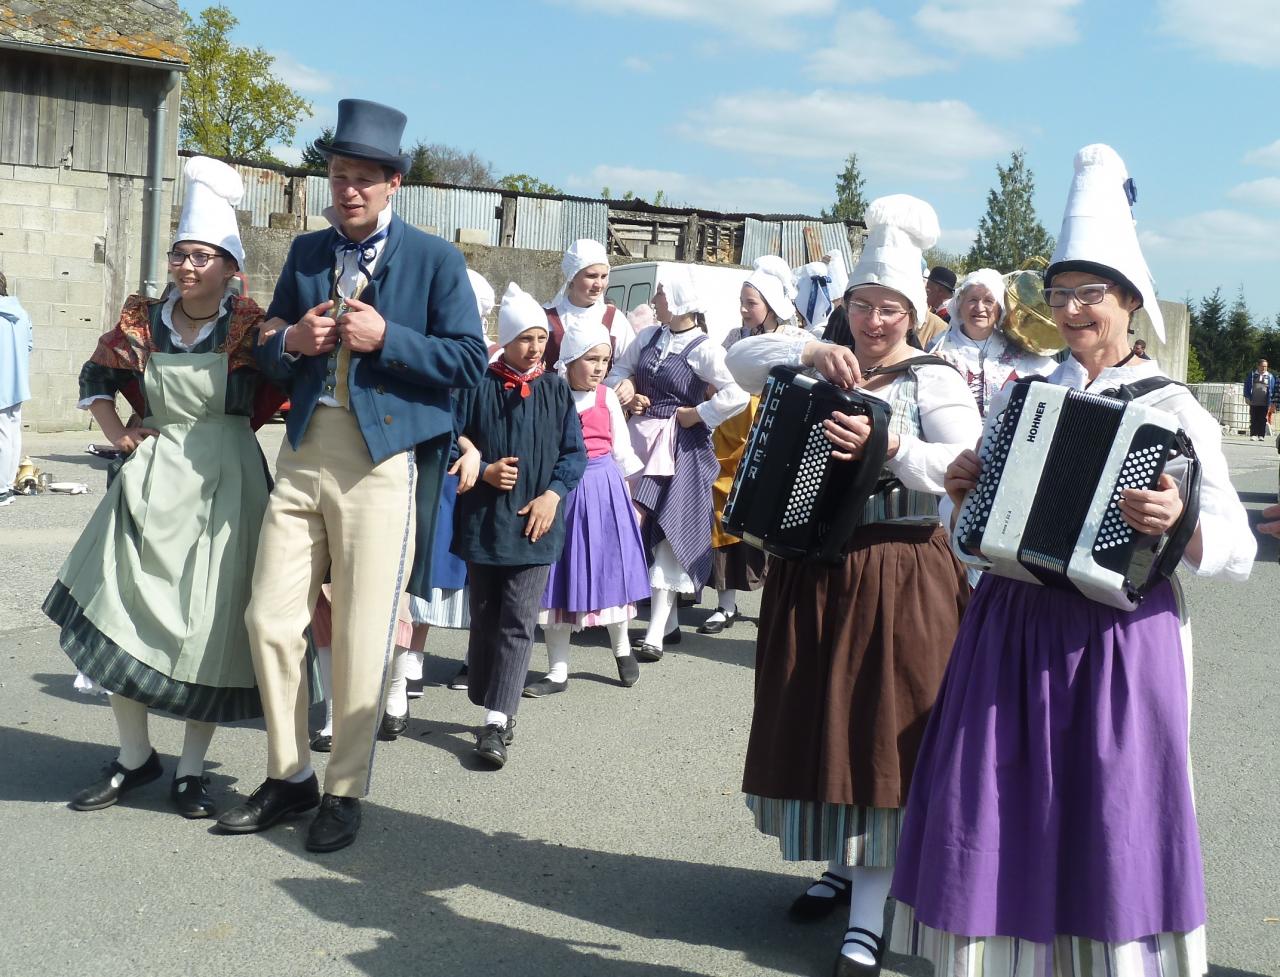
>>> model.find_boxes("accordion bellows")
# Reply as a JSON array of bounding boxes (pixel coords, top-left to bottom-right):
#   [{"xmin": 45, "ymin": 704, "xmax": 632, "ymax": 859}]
[{"xmin": 953, "ymin": 378, "xmax": 1198, "ymax": 610}]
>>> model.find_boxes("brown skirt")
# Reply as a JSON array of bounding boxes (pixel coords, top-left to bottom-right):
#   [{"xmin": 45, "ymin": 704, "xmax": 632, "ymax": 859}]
[
  {"xmin": 741, "ymin": 522, "xmax": 968, "ymax": 809},
  {"xmin": 711, "ymin": 540, "xmax": 767, "ymax": 592}
]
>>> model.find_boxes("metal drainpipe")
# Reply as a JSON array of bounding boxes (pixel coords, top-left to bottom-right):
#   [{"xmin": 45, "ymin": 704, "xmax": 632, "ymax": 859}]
[{"xmin": 141, "ymin": 71, "xmax": 180, "ymax": 297}]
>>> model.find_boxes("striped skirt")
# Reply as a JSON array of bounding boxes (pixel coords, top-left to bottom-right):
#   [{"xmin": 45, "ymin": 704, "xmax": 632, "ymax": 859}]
[
  {"xmin": 745, "ymin": 795, "xmax": 904, "ymax": 868},
  {"xmin": 409, "ymin": 587, "xmax": 470, "ymax": 630},
  {"xmin": 890, "ymin": 907, "xmax": 1207, "ymax": 977}
]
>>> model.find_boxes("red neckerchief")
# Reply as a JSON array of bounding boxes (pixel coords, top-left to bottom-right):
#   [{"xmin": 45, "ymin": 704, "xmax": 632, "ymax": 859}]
[{"xmin": 490, "ymin": 358, "xmax": 545, "ymax": 398}]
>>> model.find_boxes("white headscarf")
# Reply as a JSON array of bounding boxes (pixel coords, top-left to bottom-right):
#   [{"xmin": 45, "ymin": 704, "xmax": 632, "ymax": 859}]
[
  {"xmin": 551, "ymin": 238, "xmax": 610, "ymax": 307},
  {"xmin": 467, "ymin": 270, "xmax": 495, "ymax": 319},
  {"xmin": 845, "ymin": 194, "xmax": 939, "ymax": 325},
  {"xmin": 497, "ymin": 282, "xmax": 549, "ymax": 347},
  {"xmin": 175, "ymin": 156, "xmax": 245, "ymax": 268},
  {"xmin": 657, "ymin": 264, "xmax": 706, "ymax": 317},
  {"xmin": 794, "ymin": 260, "xmax": 836, "ymax": 329},
  {"xmin": 554, "ymin": 320, "xmax": 611, "ymax": 375},
  {"xmin": 946, "ymin": 268, "xmax": 1006, "ymax": 327},
  {"xmin": 1045, "ymin": 144, "xmax": 1163, "ymax": 341},
  {"xmin": 744, "ymin": 254, "xmax": 796, "ymax": 322}
]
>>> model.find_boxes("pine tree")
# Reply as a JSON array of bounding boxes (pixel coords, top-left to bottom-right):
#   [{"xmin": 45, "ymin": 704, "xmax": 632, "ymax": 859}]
[
  {"xmin": 298, "ymin": 127, "xmax": 333, "ymax": 173},
  {"xmin": 965, "ymin": 150, "xmax": 1055, "ymax": 271},
  {"xmin": 822, "ymin": 154, "xmax": 868, "ymax": 222},
  {"xmin": 1221, "ymin": 288, "xmax": 1260, "ymax": 382},
  {"xmin": 1190, "ymin": 288, "xmax": 1227, "ymax": 380}
]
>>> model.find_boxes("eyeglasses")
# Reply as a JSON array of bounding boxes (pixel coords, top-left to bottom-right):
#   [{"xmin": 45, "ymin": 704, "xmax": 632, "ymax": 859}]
[
  {"xmin": 1044, "ymin": 283, "xmax": 1116, "ymax": 308},
  {"xmin": 847, "ymin": 300, "xmax": 909, "ymax": 323},
  {"xmin": 166, "ymin": 250, "xmax": 222, "ymax": 268}
]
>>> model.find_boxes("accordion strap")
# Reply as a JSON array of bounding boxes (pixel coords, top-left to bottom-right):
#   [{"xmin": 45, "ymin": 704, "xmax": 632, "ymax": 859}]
[{"xmin": 862, "ymin": 353, "xmax": 958, "ymax": 379}]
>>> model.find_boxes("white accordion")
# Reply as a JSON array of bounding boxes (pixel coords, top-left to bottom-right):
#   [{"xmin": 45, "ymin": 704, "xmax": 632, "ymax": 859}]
[{"xmin": 953, "ymin": 378, "xmax": 1200, "ymax": 610}]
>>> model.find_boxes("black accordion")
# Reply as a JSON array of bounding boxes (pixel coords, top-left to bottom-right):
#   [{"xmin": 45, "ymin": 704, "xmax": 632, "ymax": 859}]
[
  {"xmin": 723, "ymin": 366, "xmax": 892, "ymax": 563},
  {"xmin": 953, "ymin": 377, "xmax": 1201, "ymax": 610}
]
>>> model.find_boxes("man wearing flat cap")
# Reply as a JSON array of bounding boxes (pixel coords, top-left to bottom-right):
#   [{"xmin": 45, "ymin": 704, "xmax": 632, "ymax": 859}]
[{"xmin": 217, "ymin": 99, "xmax": 487, "ymax": 851}]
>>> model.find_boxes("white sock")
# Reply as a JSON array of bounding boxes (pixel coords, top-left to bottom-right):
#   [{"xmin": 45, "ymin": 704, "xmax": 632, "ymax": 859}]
[
  {"xmin": 484, "ymin": 709, "xmax": 508, "ymax": 728},
  {"xmin": 644, "ymin": 588, "xmax": 676, "ymax": 648},
  {"xmin": 404, "ymin": 648, "xmax": 425, "ymax": 682},
  {"xmin": 285, "ymin": 765, "xmax": 315, "ymax": 784},
  {"xmin": 176, "ymin": 721, "xmax": 215, "ymax": 779},
  {"xmin": 545, "ymin": 626, "xmax": 571, "ymax": 683},
  {"xmin": 110, "ymin": 694, "xmax": 152, "ymax": 770},
  {"xmin": 716, "ymin": 588, "xmax": 737, "ymax": 614},
  {"xmin": 316, "ymin": 645, "xmax": 334, "ymax": 737},
  {"xmin": 803, "ymin": 860, "xmax": 853, "ymax": 900},
  {"xmin": 607, "ymin": 621, "xmax": 631, "ymax": 658},
  {"xmin": 843, "ymin": 866, "xmax": 893, "ymax": 965},
  {"xmin": 385, "ymin": 646, "xmax": 409, "ymax": 718}
]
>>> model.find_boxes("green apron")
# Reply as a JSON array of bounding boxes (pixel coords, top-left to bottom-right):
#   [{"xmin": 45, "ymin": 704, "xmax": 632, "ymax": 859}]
[{"xmin": 58, "ymin": 350, "xmax": 267, "ymax": 688}]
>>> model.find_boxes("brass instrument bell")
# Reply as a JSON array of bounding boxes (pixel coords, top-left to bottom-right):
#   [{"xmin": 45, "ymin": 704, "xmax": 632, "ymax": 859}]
[{"xmin": 1001, "ymin": 259, "xmax": 1065, "ymax": 357}]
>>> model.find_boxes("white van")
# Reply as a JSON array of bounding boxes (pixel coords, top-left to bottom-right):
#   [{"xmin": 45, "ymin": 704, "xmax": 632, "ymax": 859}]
[{"xmin": 606, "ymin": 261, "xmax": 753, "ymax": 345}]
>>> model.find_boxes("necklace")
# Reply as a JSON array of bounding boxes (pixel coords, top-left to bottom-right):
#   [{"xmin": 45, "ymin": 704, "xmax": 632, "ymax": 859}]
[{"xmin": 179, "ymin": 299, "xmax": 220, "ymax": 322}]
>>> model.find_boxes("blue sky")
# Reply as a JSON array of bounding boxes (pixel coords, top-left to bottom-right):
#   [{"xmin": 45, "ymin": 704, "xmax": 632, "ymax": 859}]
[{"xmin": 182, "ymin": 0, "xmax": 1280, "ymax": 320}]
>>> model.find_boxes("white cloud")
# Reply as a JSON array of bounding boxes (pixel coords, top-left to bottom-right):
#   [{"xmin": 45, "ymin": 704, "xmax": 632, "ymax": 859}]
[
  {"xmin": 1159, "ymin": 0, "xmax": 1280, "ymax": 67},
  {"xmin": 268, "ymin": 50, "xmax": 332, "ymax": 95},
  {"xmin": 555, "ymin": 0, "xmax": 835, "ymax": 48},
  {"xmin": 1141, "ymin": 208, "xmax": 1280, "ymax": 262},
  {"xmin": 807, "ymin": 9, "xmax": 947, "ymax": 83},
  {"xmin": 914, "ymin": 0, "xmax": 1081, "ymax": 56},
  {"xmin": 936, "ymin": 226, "xmax": 976, "ymax": 254},
  {"xmin": 565, "ymin": 164, "xmax": 826, "ymax": 214},
  {"xmin": 1226, "ymin": 178, "xmax": 1280, "ymax": 207},
  {"xmin": 1243, "ymin": 139, "xmax": 1280, "ymax": 167},
  {"xmin": 623, "ymin": 56, "xmax": 653, "ymax": 72},
  {"xmin": 677, "ymin": 89, "xmax": 1010, "ymax": 182}
]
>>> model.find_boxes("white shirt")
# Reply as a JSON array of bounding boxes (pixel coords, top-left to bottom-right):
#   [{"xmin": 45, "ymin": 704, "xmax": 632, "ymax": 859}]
[
  {"xmin": 723, "ymin": 334, "xmax": 982, "ymax": 495},
  {"xmin": 572, "ymin": 384, "xmax": 643, "ymax": 478},
  {"xmin": 931, "ymin": 324, "xmax": 1057, "ymax": 417},
  {"xmin": 1047, "ymin": 355, "xmax": 1255, "ymax": 581},
  {"xmin": 607, "ymin": 324, "xmax": 750, "ymax": 430},
  {"xmin": 550, "ymin": 296, "xmax": 635, "ymax": 362}
]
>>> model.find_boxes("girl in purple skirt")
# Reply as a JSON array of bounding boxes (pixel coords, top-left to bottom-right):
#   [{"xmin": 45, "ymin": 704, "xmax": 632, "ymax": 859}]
[
  {"xmin": 890, "ymin": 145, "xmax": 1256, "ymax": 977},
  {"xmin": 523, "ymin": 322, "xmax": 651, "ymax": 696}
]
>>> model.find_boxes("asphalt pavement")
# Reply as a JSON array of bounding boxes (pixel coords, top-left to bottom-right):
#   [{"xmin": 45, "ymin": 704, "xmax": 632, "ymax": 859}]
[{"xmin": 1, "ymin": 423, "xmax": 1276, "ymax": 977}]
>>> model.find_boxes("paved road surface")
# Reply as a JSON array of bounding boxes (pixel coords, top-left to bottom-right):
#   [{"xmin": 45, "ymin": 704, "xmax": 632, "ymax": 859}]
[{"xmin": 2, "ymin": 424, "xmax": 1276, "ymax": 977}]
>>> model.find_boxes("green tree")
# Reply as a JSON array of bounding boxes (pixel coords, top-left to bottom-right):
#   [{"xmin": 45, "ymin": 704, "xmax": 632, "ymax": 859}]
[
  {"xmin": 405, "ymin": 141, "xmax": 495, "ymax": 186},
  {"xmin": 822, "ymin": 153, "xmax": 868, "ymax": 222},
  {"xmin": 1189, "ymin": 288, "xmax": 1227, "ymax": 381},
  {"xmin": 180, "ymin": 5, "xmax": 312, "ymax": 162},
  {"xmin": 496, "ymin": 173, "xmax": 563, "ymax": 195},
  {"xmin": 965, "ymin": 149, "xmax": 1055, "ymax": 271},
  {"xmin": 1185, "ymin": 343, "xmax": 1206, "ymax": 384},
  {"xmin": 1221, "ymin": 288, "xmax": 1260, "ymax": 382},
  {"xmin": 922, "ymin": 247, "xmax": 967, "ymax": 277},
  {"xmin": 298, "ymin": 126, "xmax": 333, "ymax": 173}
]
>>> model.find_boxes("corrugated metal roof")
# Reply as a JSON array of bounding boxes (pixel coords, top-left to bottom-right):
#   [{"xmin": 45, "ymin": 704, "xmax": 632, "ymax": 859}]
[
  {"xmin": 0, "ymin": 0, "xmax": 188, "ymax": 64},
  {"xmin": 561, "ymin": 200, "xmax": 608, "ymax": 249},
  {"xmin": 307, "ymin": 178, "xmax": 501, "ymax": 243},
  {"xmin": 820, "ymin": 222, "xmax": 859, "ymax": 272},
  {"xmin": 513, "ymin": 196, "xmax": 563, "ymax": 250},
  {"xmin": 743, "ymin": 217, "xmax": 861, "ymax": 274},
  {"xmin": 176, "ymin": 161, "xmax": 291, "ymax": 228},
  {"xmin": 741, "ymin": 218, "xmax": 780, "ymax": 267}
]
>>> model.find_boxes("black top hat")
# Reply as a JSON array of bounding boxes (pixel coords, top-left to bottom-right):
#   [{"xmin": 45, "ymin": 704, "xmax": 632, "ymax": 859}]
[
  {"xmin": 313, "ymin": 99, "xmax": 411, "ymax": 174},
  {"xmin": 925, "ymin": 266, "xmax": 957, "ymax": 291}
]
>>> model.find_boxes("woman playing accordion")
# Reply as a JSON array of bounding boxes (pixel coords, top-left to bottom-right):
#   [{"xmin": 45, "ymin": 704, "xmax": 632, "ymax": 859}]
[
  {"xmin": 891, "ymin": 145, "xmax": 1256, "ymax": 977},
  {"xmin": 725, "ymin": 195, "xmax": 982, "ymax": 977}
]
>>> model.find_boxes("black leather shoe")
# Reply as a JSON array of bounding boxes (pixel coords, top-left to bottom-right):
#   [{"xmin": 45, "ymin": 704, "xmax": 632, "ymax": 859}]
[
  {"xmin": 522, "ymin": 677, "xmax": 567, "ymax": 698},
  {"xmin": 170, "ymin": 775, "xmax": 216, "ymax": 819},
  {"xmin": 214, "ymin": 774, "xmax": 320, "ymax": 834},
  {"xmin": 70, "ymin": 749, "xmax": 163, "ymax": 811},
  {"xmin": 615, "ymin": 654, "xmax": 640, "ymax": 687},
  {"xmin": 447, "ymin": 664, "xmax": 469, "ymax": 691},
  {"xmin": 406, "ymin": 677, "xmax": 425, "ymax": 699},
  {"xmin": 474, "ymin": 720, "xmax": 516, "ymax": 768},
  {"xmin": 632, "ymin": 641, "xmax": 663, "ymax": 663},
  {"xmin": 305, "ymin": 794, "xmax": 361, "ymax": 853},
  {"xmin": 664, "ymin": 627, "xmax": 682, "ymax": 645},
  {"xmin": 832, "ymin": 926, "xmax": 885, "ymax": 977},
  {"xmin": 310, "ymin": 733, "xmax": 332, "ymax": 753},
  {"xmin": 789, "ymin": 871, "xmax": 853, "ymax": 922},
  {"xmin": 378, "ymin": 712, "xmax": 408, "ymax": 741},
  {"xmin": 697, "ymin": 607, "xmax": 738, "ymax": 635}
]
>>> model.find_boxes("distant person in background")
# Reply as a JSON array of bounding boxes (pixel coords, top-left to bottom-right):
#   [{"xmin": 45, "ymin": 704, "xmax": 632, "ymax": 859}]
[
  {"xmin": 924, "ymin": 266, "xmax": 956, "ymax": 321},
  {"xmin": 543, "ymin": 239, "xmax": 632, "ymax": 366},
  {"xmin": 0, "ymin": 270, "xmax": 32, "ymax": 502},
  {"xmin": 1132, "ymin": 338, "xmax": 1150, "ymax": 360},
  {"xmin": 1245, "ymin": 358, "xmax": 1274, "ymax": 441}
]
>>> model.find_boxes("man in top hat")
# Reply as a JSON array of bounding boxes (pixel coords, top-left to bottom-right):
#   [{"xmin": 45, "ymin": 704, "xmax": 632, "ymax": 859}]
[
  {"xmin": 924, "ymin": 265, "xmax": 957, "ymax": 322},
  {"xmin": 217, "ymin": 99, "xmax": 487, "ymax": 852}
]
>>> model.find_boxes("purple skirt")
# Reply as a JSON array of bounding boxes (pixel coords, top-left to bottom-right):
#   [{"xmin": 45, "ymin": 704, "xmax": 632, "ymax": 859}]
[
  {"xmin": 543, "ymin": 455, "xmax": 651, "ymax": 614},
  {"xmin": 891, "ymin": 574, "xmax": 1204, "ymax": 944}
]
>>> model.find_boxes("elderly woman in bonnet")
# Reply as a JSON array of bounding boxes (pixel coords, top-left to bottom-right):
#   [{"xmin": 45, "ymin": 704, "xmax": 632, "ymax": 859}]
[
  {"xmin": 44, "ymin": 157, "xmax": 281, "ymax": 819},
  {"xmin": 699, "ymin": 256, "xmax": 808, "ymax": 636},
  {"xmin": 930, "ymin": 267, "xmax": 1056, "ymax": 416},
  {"xmin": 725, "ymin": 194, "xmax": 981, "ymax": 977},
  {"xmin": 608, "ymin": 266, "xmax": 749, "ymax": 659},
  {"xmin": 542, "ymin": 238, "xmax": 632, "ymax": 366},
  {"xmin": 891, "ymin": 145, "xmax": 1255, "ymax": 977}
]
